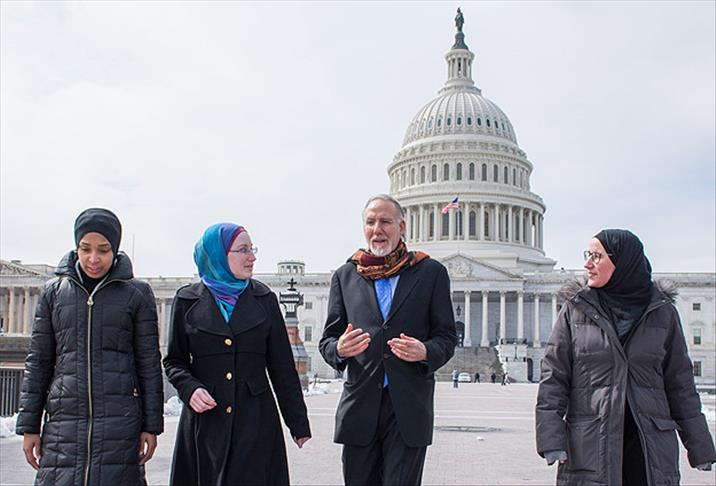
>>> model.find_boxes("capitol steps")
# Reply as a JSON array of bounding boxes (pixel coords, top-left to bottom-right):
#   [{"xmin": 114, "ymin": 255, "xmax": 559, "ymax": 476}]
[{"xmin": 437, "ymin": 346, "xmax": 504, "ymax": 382}]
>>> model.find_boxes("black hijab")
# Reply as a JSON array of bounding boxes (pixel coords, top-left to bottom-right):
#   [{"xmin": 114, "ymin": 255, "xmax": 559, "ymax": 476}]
[{"xmin": 593, "ymin": 229, "xmax": 654, "ymax": 341}]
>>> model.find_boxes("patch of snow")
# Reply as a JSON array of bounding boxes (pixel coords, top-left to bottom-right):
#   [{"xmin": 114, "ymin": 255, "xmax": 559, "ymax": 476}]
[
  {"xmin": 476, "ymin": 436, "xmax": 485, "ymax": 441},
  {"xmin": 164, "ymin": 396, "xmax": 183, "ymax": 416},
  {"xmin": 0, "ymin": 414, "xmax": 17, "ymax": 438},
  {"xmin": 702, "ymin": 402, "xmax": 716, "ymax": 423},
  {"xmin": 304, "ymin": 379, "xmax": 343, "ymax": 396}
]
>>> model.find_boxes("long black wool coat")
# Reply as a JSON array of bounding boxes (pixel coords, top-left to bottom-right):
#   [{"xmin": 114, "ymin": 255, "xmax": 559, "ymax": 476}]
[
  {"xmin": 536, "ymin": 280, "xmax": 716, "ymax": 486},
  {"xmin": 16, "ymin": 252, "xmax": 164, "ymax": 486},
  {"xmin": 163, "ymin": 280, "xmax": 311, "ymax": 486}
]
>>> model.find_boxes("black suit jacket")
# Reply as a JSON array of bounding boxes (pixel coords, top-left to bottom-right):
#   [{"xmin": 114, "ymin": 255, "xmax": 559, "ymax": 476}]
[{"xmin": 319, "ymin": 258, "xmax": 457, "ymax": 447}]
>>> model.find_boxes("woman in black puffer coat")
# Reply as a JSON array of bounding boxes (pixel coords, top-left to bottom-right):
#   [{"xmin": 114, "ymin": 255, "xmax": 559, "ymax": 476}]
[
  {"xmin": 16, "ymin": 208, "xmax": 164, "ymax": 486},
  {"xmin": 536, "ymin": 229, "xmax": 715, "ymax": 486}
]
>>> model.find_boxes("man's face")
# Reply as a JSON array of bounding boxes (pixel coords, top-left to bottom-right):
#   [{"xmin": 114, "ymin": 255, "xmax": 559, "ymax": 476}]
[{"xmin": 363, "ymin": 199, "xmax": 405, "ymax": 256}]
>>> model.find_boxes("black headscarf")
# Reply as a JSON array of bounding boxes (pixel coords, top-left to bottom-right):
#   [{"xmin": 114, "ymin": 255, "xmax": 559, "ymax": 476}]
[
  {"xmin": 74, "ymin": 208, "xmax": 122, "ymax": 255},
  {"xmin": 593, "ymin": 229, "xmax": 654, "ymax": 341}
]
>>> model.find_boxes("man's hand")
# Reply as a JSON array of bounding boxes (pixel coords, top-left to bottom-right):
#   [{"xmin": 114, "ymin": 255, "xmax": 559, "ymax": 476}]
[
  {"xmin": 388, "ymin": 333, "xmax": 427, "ymax": 362},
  {"xmin": 293, "ymin": 436, "xmax": 310, "ymax": 449},
  {"xmin": 138, "ymin": 432, "xmax": 157, "ymax": 465},
  {"xmin": 337, "ymin": 323, "xmax": 371, "ymax": 358},
  {"xmin": 189, "ymin": 387, "xmax": 217, "ymax": 413},
  {"xmin": 22, "ymin": 433, "xmax": 42, "ymax": 470}
]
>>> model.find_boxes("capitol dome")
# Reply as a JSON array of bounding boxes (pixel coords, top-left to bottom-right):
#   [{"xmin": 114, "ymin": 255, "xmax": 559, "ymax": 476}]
[{"xmin": 388, "ymin": 13, "xmax": 555, "ymax": 272}]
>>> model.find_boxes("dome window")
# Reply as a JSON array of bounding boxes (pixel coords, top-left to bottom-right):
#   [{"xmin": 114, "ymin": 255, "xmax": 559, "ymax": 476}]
[
  {"xmin": 443, "ymin": 163, "xmax": 450, "ymax": 181},
  {"xmin": 457, "ymin": 117, "xmax": 462, "ymax": 126},
  {"xmin": 467, "ymin": 117, "xmax": 472, "ymax": 126},
  {"xmin": 420, "ymin": 166, "xmax": 426, "ymax": 184},
  {"xmin": 513, "ymin": 168, "xmax": 517, "ymax": 186},
  {"xmin": 411, "ymin": 168, "xmax": 416, "ymax": 185},
  {"xmin": 437, "ymin": 118, "xmax": 442, "ymax": 128},
  {"xmin": 486, "ymin": 119, "xmax": 491, "ymax": 128},
  {"xmin": 447, "ymin": 117, "xmax": 452, "ymax": 127},
  {"xmin": 431, "ymin": 164, "xmax": 437, "ymax": 182},
  {"xmin": 493, "ymin": 165, "xmax": 499, "ymax": 182},
  {"xmin": 469, "ymin": 163, "xmax": 475, "ymax": 180},
  {"xmin": 503, "ymin": 166, "xmax": 508, "ymax": 184},
  {"xmin": 477, "ymin": 118, "xmax": 482, "ymax": 126},
  {"xmin": 481, "ymin": 163, "xmax": 487, "ymax": 181},
  {"xmin": 441, "ymin": 213, "xmax": 449, "ymax": 237},
  {"xmin": 456, "ymin": 163, "xmax": 462, "ymax": 181},
  {"xmin": 428, "ymin": 119, "xmax": 433, "ymax": 129},
  {"xmin": 469, "ymin": 211, "xmax": 476, "ymax": 237}
]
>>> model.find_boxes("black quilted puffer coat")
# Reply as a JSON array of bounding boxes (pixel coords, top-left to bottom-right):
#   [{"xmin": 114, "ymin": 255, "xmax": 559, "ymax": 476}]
[
  {"xmin": 536, "ymin": 279, "xmax": 716, "ymax": 486},
  {"xmin": 16, "ymin": 251, "xmax": 164, "ymax": 486}
]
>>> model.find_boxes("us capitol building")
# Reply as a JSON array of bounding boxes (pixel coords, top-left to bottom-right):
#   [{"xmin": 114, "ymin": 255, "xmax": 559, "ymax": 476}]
[{"xmin": 1, "ymin": 14, "xmax": 714, "ymax": 391}]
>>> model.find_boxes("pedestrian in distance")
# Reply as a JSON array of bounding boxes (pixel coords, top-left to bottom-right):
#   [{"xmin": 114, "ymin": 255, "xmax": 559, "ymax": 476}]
[
  {"xmin": 16, "ymin": 208, "xmax": 164, "ymax": 485},
  {"xmin": 164, "ymin": 223, "xmax": 311, "ymax": 486},
  {"xmin": 452, "ymin": 369, "xmax": 459, "ymax": 389},
  {"xmin": 536, "ymin": 229, "xmax": 716, "ymax": 485},
  {"xmin": 501, "ymin": 371, "xmax": 509, "ymax": 386},
  {"xmin": 474, "ymin": 372, "xmax": 480, "ymax": 383},
  {"xmin": 491, "ymin": 372, "xmax": 496, "ymax": 383},
  {"xmin": 319, "ymin": 195, "xmax": 457, "ymax": 486}
]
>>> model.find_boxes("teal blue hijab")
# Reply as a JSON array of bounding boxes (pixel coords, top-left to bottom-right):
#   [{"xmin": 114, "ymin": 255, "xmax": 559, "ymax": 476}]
[{"xmin": 194, "ymin": 223, "xmax": 249, "ymax": 321}]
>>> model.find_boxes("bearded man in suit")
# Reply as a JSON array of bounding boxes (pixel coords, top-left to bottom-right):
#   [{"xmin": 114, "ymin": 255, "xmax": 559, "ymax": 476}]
[{"xmin": 320, "ymin": 194, "xmax": 457, "ymax": 486}]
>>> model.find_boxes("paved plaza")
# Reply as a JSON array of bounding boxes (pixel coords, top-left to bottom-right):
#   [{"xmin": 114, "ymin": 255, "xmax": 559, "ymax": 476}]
[{"xmin": 2, "ymin": 383, "xmax": 715, "ymax": 485}]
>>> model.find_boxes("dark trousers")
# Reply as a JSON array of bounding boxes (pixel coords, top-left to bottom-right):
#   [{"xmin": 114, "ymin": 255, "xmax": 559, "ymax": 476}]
[
  {"xmin": 623, "ymin": 401, "xmax": 648, "ymax": 486},
  {"xmin": 342, "ymin": 388, "xmax": 427, "ymax": 486}
]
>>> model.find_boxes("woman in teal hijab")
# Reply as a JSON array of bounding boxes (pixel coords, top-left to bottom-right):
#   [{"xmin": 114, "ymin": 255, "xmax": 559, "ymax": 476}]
[{"xmin": 164, "ymin": 223, "xmax": 311, "ymax": 486}]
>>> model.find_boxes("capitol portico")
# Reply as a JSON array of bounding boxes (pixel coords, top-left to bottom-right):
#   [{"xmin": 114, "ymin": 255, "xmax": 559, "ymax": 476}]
[{"xmin": 0, "ymin": 12, "xmax": 714, "ymax": 410}]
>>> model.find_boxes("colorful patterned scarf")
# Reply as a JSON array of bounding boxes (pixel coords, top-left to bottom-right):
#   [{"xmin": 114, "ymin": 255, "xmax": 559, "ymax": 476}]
[
  {"xmin": 194, "ymin": 223, "xmax": 249, "ymax": 322},
  {"xmin": 350, "ymin": 240, "xmax": 429, "ymax": 280}
]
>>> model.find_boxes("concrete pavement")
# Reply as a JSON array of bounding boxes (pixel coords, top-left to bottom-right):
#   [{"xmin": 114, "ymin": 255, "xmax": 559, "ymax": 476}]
[{"xmin": 2, "ymin": 383, "xmax": 715, "ymax": 485}]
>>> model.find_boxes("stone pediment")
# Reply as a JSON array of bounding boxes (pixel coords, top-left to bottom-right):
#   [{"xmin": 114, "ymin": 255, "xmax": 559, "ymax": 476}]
[
  {"xmin": 0, "ymin": 260, "xmax": 48, "ymax": 277},
  {"xmin": 440, "ymin": 254, "xmax": 522, "ymax": 281}
]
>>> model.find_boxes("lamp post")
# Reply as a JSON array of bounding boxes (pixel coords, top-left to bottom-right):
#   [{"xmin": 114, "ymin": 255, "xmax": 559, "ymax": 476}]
[{"xmin": 279, "ymin": 278, "xmax": 310, "ymax": 389}]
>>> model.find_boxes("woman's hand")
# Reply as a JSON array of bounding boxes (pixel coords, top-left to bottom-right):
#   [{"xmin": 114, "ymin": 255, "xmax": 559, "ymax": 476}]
[
  {"xmin": 189, "ymin": 387, "xmax": 217, "ymax": 413},
  {"xmin": 22, "ymin": 433, "xmax": 42, "ymax": 470},
  {"xmin": 138, "ymin": 432, "xmax": 157, "ymax": 465},
  {"xmin": 292, "ymin": 436, "xmax": 310, "ymax": 449}
]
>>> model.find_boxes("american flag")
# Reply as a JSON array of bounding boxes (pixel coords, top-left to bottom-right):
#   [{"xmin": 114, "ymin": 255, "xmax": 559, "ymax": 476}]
[{"xmin": 441, "ymin": 197, "xmax": 459, "ymax": 214}]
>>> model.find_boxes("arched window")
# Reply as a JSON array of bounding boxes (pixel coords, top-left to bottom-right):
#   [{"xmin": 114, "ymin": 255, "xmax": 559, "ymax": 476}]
[
  {"xmin": 410, "ymin": 168, "xmax": 415, "ymax": 185},
  {"xmin": 477, "ymin": 117, "xmax": 482, "ymax": 126},
  {"xmin": 402, "ymin": 169, "xmax": 407, "ymax": 188},
  {"xmin": 441, "ymin": 213, "xmax": 449, "ymax": 237},
  {"xmin": 493, "ymin": 164, "xmax": 499, "ymax": 182},
  {"xmin": 469, "ymin": 211, "xmax": 477, "ymax": 237},
  {"xmin": 447, "ymin": 117, "xmax": 452, "ymax": 127},
  {"xmin": 428, "ymin": 118, "xmax": 433, "ymax": 129},
  {"xmin": 486, "ymin": 119, "xmax": 491, "ymax": 128},
  {"xmin": 456, "ymin": 210, "xmax": 463, "ymax": 238},
  {"xmin": 431, "ymin": 164, "xmax": 437, "ymax": 182},
  {"xmin": 513, "ymin": 168, "xmax": 517, "ymax": 186},
  {"xmin": 443, "ymin": 163, "xmax": 450, "ymax": 181},
  {"xmin": 457, "ymin": 116, "xmax": 462, "ymax": 126},
  {"xmin": 481, "ymin": 163, "xmax": 487, "ymax": 181},
  {"xmin": 437, "ymin": 118, "xmax": 442, "ymax": 128},
  {"xmin": 469, "ymin": 163, "xmax": 475, "ymax": 180},
  {"xmin": 420, "ymin": 166, "xmax": 426, "ymax": 183},
  {"xmin": 484, "ymin": 211, "xmax": 490, "ymax": 239},
  {"xmin": 504, "ymin": 166, "xmax": 508, "ymax": 183},
  {"xmin": 456, "ymin": 163, "xmax": 462, "ymax": 181},
  {"xmin": 429, "ymin": 212, "xmax": 435, "ymax": 238},
  {"xmin": 467, "ymin": 116, "xmax": 472, "ymax": 126}
]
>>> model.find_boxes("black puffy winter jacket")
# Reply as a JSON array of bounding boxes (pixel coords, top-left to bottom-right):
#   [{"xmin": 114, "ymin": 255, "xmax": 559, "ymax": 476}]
[{"xmin": 16, "ymin": 251, "xmax": 164, "ymax": 486}]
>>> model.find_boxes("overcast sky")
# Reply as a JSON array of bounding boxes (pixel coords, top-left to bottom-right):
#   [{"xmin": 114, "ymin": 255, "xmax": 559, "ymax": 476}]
[{"xmin": 1, "ymin": 1, "xmax": 714, "ymax": 276}]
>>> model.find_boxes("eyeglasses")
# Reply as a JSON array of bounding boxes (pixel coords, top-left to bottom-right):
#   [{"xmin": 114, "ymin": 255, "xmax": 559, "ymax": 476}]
[
  {"xmin": 583, "ymin": 250, "xmax": 611, "ymax": 264},
  {"xmin": 364, "ymin": 218, "xmax": 399, "ymax": 228},
  {"xmin": 228, "ymin": 246, "xmax": 259, "ymax": 256}
]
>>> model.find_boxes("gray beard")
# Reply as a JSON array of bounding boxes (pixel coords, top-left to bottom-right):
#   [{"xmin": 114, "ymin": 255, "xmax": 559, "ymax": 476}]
[{"xmin": 369, "ymin": 244, "xmax": 394, "ymax": 257}]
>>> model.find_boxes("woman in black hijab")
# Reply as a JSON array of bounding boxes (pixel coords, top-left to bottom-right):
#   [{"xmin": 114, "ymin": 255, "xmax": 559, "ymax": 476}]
[
  {"xmin": 536, "ymin": 229, "xmax": 715, "ymax": 485},
  {"xmin": 16, "ymin": 208, "xmax": 164, "ymax": 486}
]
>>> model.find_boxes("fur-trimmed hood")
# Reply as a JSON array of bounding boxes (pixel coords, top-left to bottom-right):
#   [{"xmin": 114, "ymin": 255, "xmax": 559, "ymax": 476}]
[{"xmin": 558, "ymin": 277, "xmax": 678, "ymax": 303}]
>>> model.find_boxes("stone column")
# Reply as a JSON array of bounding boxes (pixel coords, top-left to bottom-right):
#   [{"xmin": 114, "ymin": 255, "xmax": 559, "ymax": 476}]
[
  {"xmin": 551, "ymin": 293, "xmax": 558, "ymax": 330},
  {"xmin": 507, "ymin": 205, "xmax": 513, "ymax": 243},
  {"xmin": 463, "ymin": 291, "xmax": 472, "ymax": 347},
  {"xmin": 433, "ymin": 204, "xmax": 439, "ymax": 240},
  {"xmin": 463, "ymin": 202, "xmax": 469, "ymax": 240},
  {"xmin": 23, "ymin": 287, "xmax": 31, "ymax": 335},
  {"xmin": 8, "ymin": 288, "xmax": 15, "ymax": 334},
  {"xmin": 519, "ymin": 207, "xmax": 525, "ymax": 244},
  {"xmin": 479, "ymin": 203, "xmax": 485, "ymax": 240},
  {"xmin": 526, "ymin": 210, "xmax": 533, "ymax": 246},
  {"xmin": 517, "ymin": 291, "xmax": 524, "ymax": 342},
  {"xmin": 449, "ymin": 204, "xmax": 455, "ymax": 240},
  {"xmin": 419, "ymin": 205, "xmax": 426, "ymax": 242},
  {"xmin": 533, "ymin": 294, "xmax": 541, "ymax": 347},
  {"xmin": 492, "ymin": 203, "xmax": 499, "ymax": 241},
  {"xmin": 499, "ymin": 291, "xmax": 506, "ymax": 344},
  {"xmin": 160, "ymin": 299, "xmax": 168, "ymax": 346},
  {"xmin": 480, "ymin": 291, "xmax": 489, "ymax": 347}
]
